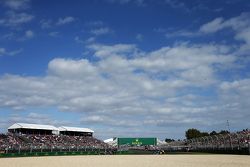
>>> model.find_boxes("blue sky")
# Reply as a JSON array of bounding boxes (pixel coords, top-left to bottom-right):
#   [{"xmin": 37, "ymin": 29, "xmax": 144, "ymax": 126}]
[{"xmin": 0, "ymin": 0, "xmax": 250, "ymax": 140}]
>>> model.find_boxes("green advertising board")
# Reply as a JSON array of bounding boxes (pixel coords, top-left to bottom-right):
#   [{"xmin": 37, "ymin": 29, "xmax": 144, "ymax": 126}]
[{"xmin": 117, "ymin": 138, "xmax": 157, "ymax": 146}]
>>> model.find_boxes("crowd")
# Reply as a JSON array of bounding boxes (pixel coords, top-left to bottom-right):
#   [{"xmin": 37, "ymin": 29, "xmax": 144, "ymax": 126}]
[
  {"xmin": 187, "ymin": 130, "xmax": 250, "ymax": 149},
  {"xmin": 0, "ymin": 133, "xmax": 110, "ymax": 151},
  {"xmin": 0, "ymin": 133, "xmax": 24, "ymax": 150}
]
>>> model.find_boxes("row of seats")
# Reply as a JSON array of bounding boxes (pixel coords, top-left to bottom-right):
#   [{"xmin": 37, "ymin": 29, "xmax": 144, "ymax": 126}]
[{"xmin": 0, "ymin": 133, "xmax": 110, "ymax": 150}]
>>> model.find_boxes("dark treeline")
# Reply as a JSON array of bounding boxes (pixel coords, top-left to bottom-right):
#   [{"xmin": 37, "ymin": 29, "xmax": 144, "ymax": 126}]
[
  {"xmin": 185, "ymin": 128, "xmax": 231, "ymax": 139},
  {"xmin": 165, "ymin": 138, "xmax": 175, "ymax": 142},
  {"xmin": 165, "ymin": 129, "xmax": 230, "ymax": 142},
  {"xmin": 165, "ymin": 128, "xmax": 248, "ymax": 142}
]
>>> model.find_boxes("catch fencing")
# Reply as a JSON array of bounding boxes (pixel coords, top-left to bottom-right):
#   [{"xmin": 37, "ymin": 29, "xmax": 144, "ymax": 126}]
[{"xmin": 187, "ymin": 130, "xmax": 250, "ymax": 154}]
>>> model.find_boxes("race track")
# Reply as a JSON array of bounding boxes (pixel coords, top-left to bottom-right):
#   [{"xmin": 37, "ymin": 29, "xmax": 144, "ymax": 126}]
[{"xmin": 0, "ymin": 154, "xmax": 249, "ymax": 167}]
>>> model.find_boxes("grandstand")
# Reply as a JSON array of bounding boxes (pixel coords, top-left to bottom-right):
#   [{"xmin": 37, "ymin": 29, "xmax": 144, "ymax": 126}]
[
  {"xmin": 158, "ymin": 129, "xmax": 250, "ymax": 154},
  {"xmin": 186, "ymin": 129, "xmax": 250, "ymax": 154},
  {"xmin": 0, "ymin": 123, "xmax": 111, "ymax": 155}
]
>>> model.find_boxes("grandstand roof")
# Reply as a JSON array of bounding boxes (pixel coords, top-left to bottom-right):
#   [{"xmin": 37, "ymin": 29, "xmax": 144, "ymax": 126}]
[
  {"xmin": 8, "ymin": 123, "xmax": 59, "ymax": 131},
  {"xmin": 104, "ymin": 138, "xmax": 114, "ymax": 143},
  {"xmin": 58, "ymin": 126, "xmax": 94, "ymax": 133}
]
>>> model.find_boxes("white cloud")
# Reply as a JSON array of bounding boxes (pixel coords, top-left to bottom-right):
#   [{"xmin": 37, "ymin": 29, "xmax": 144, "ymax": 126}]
[
  {"xmin": 200, "ymin": 13, "xmax": 250, "ymax": 34},
  {"xmin": 1, "ymin": 32, "xmax": 15, "ymax": 40},
  {"xmin": 17, "ymin": 30, "xmax": 34, "ymax": 41},
  {"xmin": 40, "ymin": 19, "xmax": 52, "ymax": 29},
  {"xmin": 90, "ymin": 27, "xmax": 112, "ymax": 36},
  {"xmin": 0, "ymin": 48, "xmax": 6, "ymax": 55},
  {"xmin": 7, "ymin": 48, "xmax": 23, "ymax": 56},
  {"xmin": 85, "ymin": 37, "xmax": 96, "ymax": 43},
  {"xmin": 164, "ymin": 0, "xmax": 210, "ymax": 12},
  {"xmin": 2, "ymin": 0, "xmax": 30, "ymax": 10},
  {"xmin": 40, "ymin": 17, "xmax": 75, "ymax": 29},
  {"xmin": 130, "ymin": 44, "xmax": 234, "ymax": 74},
  {"xmin": 74, "ymin": 36, "xmax": 84, "ymax": 44},
  {"xmin": 87, "ymin": 43, "xmax": 138, "ymax": 58},
  {"xmin": 200, "ymin": 17, "xmax": 225, "ymax": 33},
  {"xmin": 0, "ymin": 47, "xmax": 22, "ymax": 56},
  {"xmin": 165, "ymin": 30, "xmax": 200, "ymax": 38},
  {"xmin": 49, "ymin": 31, "xmax": 59, "ymax": 37},
  {"xmin": 0, "ymin": 40, "xmax": 249, "ymax": 138},
  {"xmin": 48, "ymin": 58, "xmax": 97, "ymax": 78},
  {"xmin": 56, "ymin": 16, "xmax": 75, "ymax": 26},
  {"xmin": 217, "ymin": 79, "xmax": 250, "ymax": 127},
  {"xmin": 75, "ymin": 36, "xmax": 96, "ymax": 44},
  {"xmin": 81, "ymin": 115, "xmax": 140, "ymax": 127},
  {"xmin": 0, "ymin": 11, "xmax": 34, "ymax": 27},
  {"xmin": 25, "ymin": 30, "xmax": 34, "ymax": 38},
  {"xmin": 155, "ymin": 27, "xmax": 201, "ymax": 39},
  {"xmin": 85, "ymin": 20, "xmax": 112, "ymax": 37},
  {"xmin": 200, "ymin": 13, "xmax": 250, "ymax": 54},
  {"xmin": 0, "ymin": 43, "xmax": 237, "ymax": 113},
  {"xmin": 0, "ymin": 112, "xmax": 72, "ymax": 131}
]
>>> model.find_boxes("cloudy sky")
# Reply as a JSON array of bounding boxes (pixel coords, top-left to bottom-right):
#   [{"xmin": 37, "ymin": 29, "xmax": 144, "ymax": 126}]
[{"xmin": 0, "ymin": 0, "xmax": 250, "ymax": 140}]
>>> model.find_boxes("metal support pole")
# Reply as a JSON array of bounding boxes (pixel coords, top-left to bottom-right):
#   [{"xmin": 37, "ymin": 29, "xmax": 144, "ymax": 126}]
[
  {"xmin": 195, "ymin": 138, "xmax": 199, "ymax": 150},
  {"xmin": 235, "ymin": 133, "xmax": 240, "ymax": 150},
  {"xmin": 227, "ymin": 134, "xmax": 233, "ymax": 150},
  {"xmin": 201, "ymin": 137, "xmax": 205, "ymax": 150},
  {"xmin": 209, "ymin": 136, "xmax": 213, "ymax": 150},
  {"xmin": 220, "ymin": 134, "xmax": 226, "ymax": 150},
  {"xmin": 248, "ymin": 134, "xmax": 250, "ymax": 155}
]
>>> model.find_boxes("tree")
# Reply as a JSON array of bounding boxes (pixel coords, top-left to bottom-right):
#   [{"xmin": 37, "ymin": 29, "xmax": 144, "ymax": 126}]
[
  {"xmin": 210, "ymin": 131, "xmax": 217, "ymax": 136},
  {"xmin": 218, "ymin": 130, "xmax": 230, "ymax": 134},
  {"xmin": 201, "ymin": 132, "xmax": 209, "ymax": 137},
  {"xmin": 165, "ymin": 138, "xmax": 175, "ymax": 143},
  {"xmin": 185, "ymin": 128, "xmax": 202, "ymax": 139}
]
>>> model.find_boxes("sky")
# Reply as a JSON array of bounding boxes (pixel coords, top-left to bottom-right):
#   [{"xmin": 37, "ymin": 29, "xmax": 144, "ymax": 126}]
[{"xmin": 0, "ymin": 0, "xmax": 250, "ymax": 140}]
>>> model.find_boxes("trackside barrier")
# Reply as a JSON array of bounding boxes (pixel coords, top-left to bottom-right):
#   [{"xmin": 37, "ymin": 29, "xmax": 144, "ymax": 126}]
[
  {"xmin": 0, "ymin": 151, "xmax": 103, "ymax": 158},
  {"xmin": 0, "ymin": 149, "xmax": 162, "ymax": 158}
]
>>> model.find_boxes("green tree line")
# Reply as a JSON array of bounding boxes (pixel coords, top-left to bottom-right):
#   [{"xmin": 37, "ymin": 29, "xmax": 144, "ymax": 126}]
[{"xmin": 185, "ymin": 128, "xmax": 230, "ymax": 139}]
